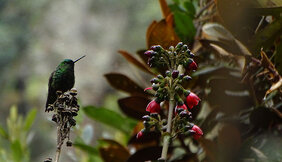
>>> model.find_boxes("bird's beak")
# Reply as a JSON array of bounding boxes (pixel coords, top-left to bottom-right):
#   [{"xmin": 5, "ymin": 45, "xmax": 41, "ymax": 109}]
[{"xmin": 74, "ymin": 55, "xmax": 86, "ymax": 63}]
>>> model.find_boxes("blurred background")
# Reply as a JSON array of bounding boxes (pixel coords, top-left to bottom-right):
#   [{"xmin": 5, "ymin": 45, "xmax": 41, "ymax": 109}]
[
  {"xmin": 0, "ymin": 0, "xmax": 281, "ymax": 162},
  {"xmin": 0, "ymin": 0, "xmax": 161, "ymax": 161}
]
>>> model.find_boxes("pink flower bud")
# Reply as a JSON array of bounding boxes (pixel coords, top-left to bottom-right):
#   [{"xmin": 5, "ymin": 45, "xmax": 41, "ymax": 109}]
[
  {"xmin": 144, "ymin": 87, "xmax": 153, "ymax": 92},
  {"xmin": 136, "ymin": 131, "xmax": 143, "ymax": 139},
  {"xmin": 146, "ymin": 100, "xmax": 161, "ymax": 113},
  {"xmin": 186, "ymin": 92, "xmax": 200, "ymax": 109},
  {"xmin": 191, "ymin": 125, "xmax": 203, "ymax": 140}
]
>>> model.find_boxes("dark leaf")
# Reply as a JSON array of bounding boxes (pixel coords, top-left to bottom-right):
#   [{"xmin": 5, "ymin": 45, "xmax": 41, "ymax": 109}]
[
  {"xmin": 217, "ymin": 125, "xmax": 241, "ymax": 155},
  {"xmin": 200, "ymin": 110, "xmax": 218, "ymax": 134},
  {"xmin": 274, "ymin": 38, "xmax": 282, "ymax": 74},
  {"xmin": 99, "ymin": 139, "xmax": 130, "ymax": 162},
  {"xmin": 216, "ymin": 0, "xmax": 259, "ymax": 46},
  {"xmin": 127, "ymin": 146, "xmax": 172, "ymax": 162},
  {"xmin": 118, "ymin": 50, "xmax": 154, "ymax": 75},
  {"xmin": 83, "ymin": 106, "xmax": 137, "ymax": 134},
  {"xmin": 146, "ymin": 19, "xmax": 180, "ymax": 49},
  {"xmin": 251, "ymin": 17, "xmax": 282, "ymax": 55},
  {"xmin": 199, "ymin": 138, "xmax": 217, "ymax": 162},
  {"xmin": 104, "ymin": 73, "xmax": 145, "ymax": 96},
  {"xmin": 251, "ymin": 6, "xmax": 282, "ymax": 17},
  {"xmin": 118, "ymin": 96, "xmax": 150, "ymax": 120},
  {"xmin": 250, "ymin": 106, "xmax": 280, "ymax": 129}
]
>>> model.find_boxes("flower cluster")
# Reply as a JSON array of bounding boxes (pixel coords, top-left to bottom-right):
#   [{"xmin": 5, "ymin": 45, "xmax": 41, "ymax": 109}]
[
  {"xmin": 137, "ymin": 42, "xmax": 203, "ymax": 140},
  {"xmin": 49, "ymin": 88, "xmax": 80, "ymax": 149}
]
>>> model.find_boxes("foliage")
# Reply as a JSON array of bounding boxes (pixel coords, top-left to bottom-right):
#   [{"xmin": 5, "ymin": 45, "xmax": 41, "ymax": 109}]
[
  {"xmin": 0, "ymin": 106, "xmax": 37, "ymax": 162},
  {"xmin": 74, "ymin": 0, "xmax": 282, "ymax": 161}
]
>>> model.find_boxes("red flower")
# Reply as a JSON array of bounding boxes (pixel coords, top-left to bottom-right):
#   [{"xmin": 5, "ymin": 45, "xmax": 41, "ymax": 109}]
[
  {"xmin": 146, "ymin": 100, "xmax": 161, "ymax": 113},
  {"xmin": 191, "ymin": 125, "xmax": 203, "ymax": 140},
  {"xmin": 136, "ymin": 131, "xmax": 143, "ymax": 139},
  {"xmin": 188, "ymin": 60, "xmax": 197, "ymax": 71},
  {"xmin": 175, "ymin": 104, "xmax": 188, "ymax": 114},
  {"xmin": 144, "ymin": 87, "xmax": 153, "ymax": 91},
  {"xmin": 186, "ymin": 92, "xmax": 200, "ymax": 109}
]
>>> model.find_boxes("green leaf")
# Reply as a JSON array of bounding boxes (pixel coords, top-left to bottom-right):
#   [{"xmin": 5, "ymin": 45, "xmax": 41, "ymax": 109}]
[
  {"xmin": 83, "ymin": 106, "xmax": 137, "ymax": 134},
  {"xmin": 11, "ymin": 140, "xmax": 23, "ymax": 162},
  {"xmin": 173, "ymin": 11, "xmax": 196, "ymax": 41},
  {"xmin": 251, "ymin": 17, "xmax": 282, "ymax": 55},
  {"xmin": 183, "ymin": 1, "xmax": 196, "ymax": 16},
  {"xmin": 24, "ymin": 109, "xmax": 37, "ymax": 131},
  {"xmin": 73, "ymin": 142, "xmax": 99, "ymax": 154},
  {"xmin": 0, "ymin": 125, "xmax": 8, "ymax": 139}
]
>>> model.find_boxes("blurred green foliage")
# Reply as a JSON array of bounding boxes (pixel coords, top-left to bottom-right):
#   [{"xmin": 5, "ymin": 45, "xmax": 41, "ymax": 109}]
[{"xmin": 0, "ymin": 106, "xmax": 37, "ymax": 162}]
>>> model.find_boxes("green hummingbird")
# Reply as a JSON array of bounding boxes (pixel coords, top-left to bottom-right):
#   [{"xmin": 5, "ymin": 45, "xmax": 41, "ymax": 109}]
[{"xmin": 45, "ymin": 55, "xmax": 85, "ymax": 112}]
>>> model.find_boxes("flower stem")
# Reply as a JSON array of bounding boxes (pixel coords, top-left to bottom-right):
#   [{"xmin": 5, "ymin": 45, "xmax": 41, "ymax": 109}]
[
  {"xmin": 55, "ymin": 125, "xmax": 62, "ymax": 162},
  {"xmin": 160, "ymin": 92, "xmax": 175, "ymax": 160}
]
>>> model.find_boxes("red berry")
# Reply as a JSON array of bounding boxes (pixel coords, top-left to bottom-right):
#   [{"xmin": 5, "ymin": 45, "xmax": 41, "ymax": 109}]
[
  {"xmin": 146, "ymin": 100, "xmax": 161, "ymax": 113},
  {"xmin": 191, "ymin": 125, "xmax": 203, "ymax": 140},
  {"xmin": 175, "ymin": 104, "xmax": 188, "ymax": 114},
  {"xmin": 172, "ymin": 70, "xmax": 179, "ymax": 79},
  {"xmin": 136, "ymin": 131, "xmax": 143, "ymax": 139},
  {"xmin": 186, "ymin": 92, "xmax": 200, "ymax": 109},
  {"xmin": 188, "ymin": 60, "xmax": 197, "ymax": 71}
]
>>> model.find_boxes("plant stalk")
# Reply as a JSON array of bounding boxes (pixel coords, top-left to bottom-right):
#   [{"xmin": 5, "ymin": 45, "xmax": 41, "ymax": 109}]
[
  {"xmin": 160, "ymin": 93, "xmax": 175, "ymax": 160},
  {"xmin": 54, "ymin": 149, "xmax": 61, "ymax": 162},
  {"xmin": 55, "ymin": 125, "xmax": 62, "ymax": 162}
]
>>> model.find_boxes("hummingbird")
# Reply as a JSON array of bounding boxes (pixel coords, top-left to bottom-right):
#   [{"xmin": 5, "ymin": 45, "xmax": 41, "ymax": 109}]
[{"xmin": 45, "ymin": 55, "xmax": 85, "ymax": 112}]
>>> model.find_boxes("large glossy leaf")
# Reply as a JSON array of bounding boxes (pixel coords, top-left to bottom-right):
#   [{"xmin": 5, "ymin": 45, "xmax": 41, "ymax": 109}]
[
  {"xmin": 118, "ymin": 50, "xmax": 154, "ymax": 75},
  {"xmin": 207, "ymin": 77, "xmax": 253, "ymax": 114},
  {"xmin": 200, "ymin": 110, "xmax": 218, "ymax": 134},
  {"xmin": 118, "ymin": 96, "xmax": 150, "ymax": 120},
  {"xmin": 216, "ymin": 0, "xmax": 259, "ymax": 45},
  {"xmin": 104, "ymin": 73, "xmax": 144, "ymax": 96},
  {"xmin": 199, "ymin": 138, "xmax": 217, "ymax": 162},
  {"xmin": 218, "ymin": 125, "xmax": 241, "ymax": 154},
  {"xmin": 201, "ymin": 23, "xmax": 251, "ymax": 56},
  {"xmin": 83, "ymin": 106, "xmax": 137, "ymax": 134}
]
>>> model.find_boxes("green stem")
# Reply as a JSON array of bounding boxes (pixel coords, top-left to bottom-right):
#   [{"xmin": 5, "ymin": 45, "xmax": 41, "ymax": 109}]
[{"xmin": 160, "ymin": 92, "xmax": 175, "ymax": 160}]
